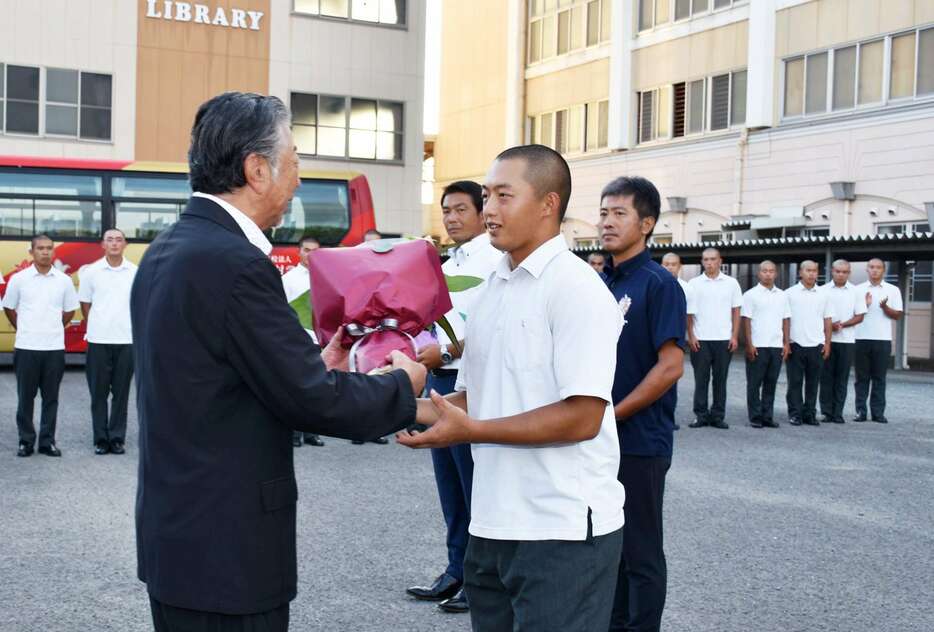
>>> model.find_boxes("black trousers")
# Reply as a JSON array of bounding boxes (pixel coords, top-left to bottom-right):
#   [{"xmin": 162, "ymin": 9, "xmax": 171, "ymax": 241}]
[
  {"xmin": 819, "ymin": 342, "xmax": 854, "ymax": 422},
  {"xmin": 464, "ymin": 528, "xmax": 623, "ymax": 632},
  {"xmin": 149, "ymin": 595, "xmax": 289, "ymax": 632},
  {"xmin": 14, "ymin": 349, "xmax": 65, "ymax": 448},
  {"xmin": 86, "ymin": 343, "xmax": 134, "ymax": 444},
  {"xmin": 745, "ymin": 348, "xmax": 783, "ymax": 424},
  {"xmin": 786, "ymin": 344, "xmax": 823, "ymax": 423},
  {"xmin": 610, "ymin": 456, "xmax": 671, "ymax": 632},
  {"xmin": 690, "ymin": 340, "xmax": 731, "ymax": 423},
  {"xmin": 853, "ymin": 340, "xmax": 891, "ymax": 419}
]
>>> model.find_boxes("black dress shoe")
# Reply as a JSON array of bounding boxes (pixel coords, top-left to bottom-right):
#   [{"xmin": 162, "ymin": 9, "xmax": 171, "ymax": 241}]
[
  {"xmin": 305, "ymin": 434, "xmax": 325, "ymax": 446},
  {"xmin": 95, "ymin": 441, "xmax": 110, "ymax": 455},
  {"xmin": 38, "ymin": 444, "xmax": 62, "ymax": 457},
  {"xmin": 872, "ymin": 416, "xmax": 889, "ymax": 424},
  {"xmin": 789, "ymin": 417, "xmax": 802, "ymax": 426},
  {"xmin": 406, "ymin": 573, "xmax": 462, "ymax": 601},
  {"xmin": 372, "ymin": 436, "xmax": 389, "ymax": 445},
  {"xmin": 688, "ymin": 418, "xmax": 707, "ymax": 428},
  {"xmin": 110, "ymin": 440, "xmax": 125, "ymax": 455},
  {"xmin": 762, "ymin": 420, "xmax": 780, "ymax": 428},
  {"xmin": 17, "ymin": 442, "xmax": 33, "ymax": 457},
  {"xmin": 749, "ymin": 420, "xmax": 763, "ymax": 428},
  {"xmin": 710, "ymin": 420, "xmax": 729, "ymax": 429},
  {"xmin": 673, "ymin": 423, "xmax": 681, "ymax": 430},
  {"xmin": 439, "ymin": 587, "xmax": 469, "ymax": 613},
  {"xmin": 853, "ymin": 413, "xmax": 867, "ymax": 422},
  {"xmin": 802, "ymin": 418, "xmax": 820, "ymax": 426},
  {"xmin": 832, "ymin": 417, "xmax": 846, "ymax": 424},
  {"xmin": 351, "ymin": 440, "xmax": 364, "ymax": 445}
]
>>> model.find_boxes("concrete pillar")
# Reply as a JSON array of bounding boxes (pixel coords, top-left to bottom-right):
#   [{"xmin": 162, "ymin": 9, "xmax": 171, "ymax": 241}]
[
  {"xmin": 608, "ymin": 0, "xmax": 634, "ymax": 149},
  {"xmin": 745, "ymin": 0, "xmax": 777, "ymax": 129},
  {"xmin": 505, "ymin": 0, "xmax": 526, "ymax": 147}
]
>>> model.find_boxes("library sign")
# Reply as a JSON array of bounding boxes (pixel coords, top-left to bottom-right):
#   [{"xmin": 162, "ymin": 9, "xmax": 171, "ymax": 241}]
[{"xmin": 144, "ymin": 1, "xmax": 265, "ymax": 31}]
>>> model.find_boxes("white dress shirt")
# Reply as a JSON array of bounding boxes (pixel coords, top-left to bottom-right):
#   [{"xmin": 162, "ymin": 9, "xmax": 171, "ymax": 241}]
[
  {"xmin": 786, "ymin": 282, "xmax": 833, "ymax": 347},
  {"xmin": 437, "ymin": 232, "xmax": 503, "ymax": 370},
  {"xmin": 854, "ymin": 280, "xmax": 903, "ymax": 341},
  {"xmin": 686, "ymin": 272, "xmax": 743, "ymax": 341},
  {"xmin": 455, "ymin": 235, "xmax": 625, "ymax": 541},
  {"xmin": 741, "ymin": 284, "xmax": 790, "ymax": 348},
  {"xmin": 280, "ymin": 263, "xmax": 318, "ymax": 343},
  {"xmin": 192, "ymin": 192, "xmax": 272, "ymax": 255},
  {"xmin": 820, "ymin": 281, "xmax": 868, "ymax": 344},
  {"xmin": 78, "ymin": 257, "xmax": 137, "ymax": 345},
  {"xmin": 2, "ymin": 264, "xmax": 80, "ymax": 350}
]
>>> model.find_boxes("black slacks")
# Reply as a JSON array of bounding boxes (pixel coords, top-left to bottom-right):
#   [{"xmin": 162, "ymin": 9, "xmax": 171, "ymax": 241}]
[
  {"xmin": 819, "ymin": 342, "xmax": 854, "ymax": 422},
  {"xmin": 786, "ymin": 344, "xmax": 823, "ymax": 423},
  {"xmin": 149, "ymin": 595, "xmax": 289, "ymax": 632},
  {"xmin": 14, "ymin": 349, "xmax": 65, "ymax": 448},
  {"xmin": 690, "ymin": 340, "xmax": 731, "ymax": 423},
  {"xmin": 464, "ymin": 528, "xmax": 623, "ymax": 632},
  {"xmin": 745, "ymin": 347, "xmax": 783, "ymax": 424},
  {"xmin": 86, "ymin": 343, "xmax": 134, "ymax": 444},
  {"xmin": 610, "ymin": 456, "xmax": 671, "ymax": 632},
  {"xmin": 853, "ymin": 339, "xmax": 891, "ymax": 419}
]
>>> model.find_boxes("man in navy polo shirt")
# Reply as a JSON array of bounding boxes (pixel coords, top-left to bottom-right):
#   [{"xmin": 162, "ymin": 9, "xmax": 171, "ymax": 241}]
[{"xmin": 599, "ymin": 177, "xmax": 686, "ymax": 632}]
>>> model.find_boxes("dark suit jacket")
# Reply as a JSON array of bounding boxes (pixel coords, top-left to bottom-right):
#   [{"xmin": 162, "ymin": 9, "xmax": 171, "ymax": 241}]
[{"xmin": 131, "ymin": 195, "xmax": 415, "ymax": 615}]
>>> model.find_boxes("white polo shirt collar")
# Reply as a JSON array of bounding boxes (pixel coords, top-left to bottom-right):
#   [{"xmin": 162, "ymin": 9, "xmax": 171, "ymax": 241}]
[
  {"xmin": 496, "ymin": 234, "xmax": 566, "ymax": 280},
  {"xmin": 193, "ymin": 192, "xmax": 272, "ymax": 255}
]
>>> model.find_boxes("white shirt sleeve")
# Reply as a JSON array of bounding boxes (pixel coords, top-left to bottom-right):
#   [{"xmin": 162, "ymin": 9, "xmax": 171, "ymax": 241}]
[
  {"xmin": 740, "ymin": 291, "xmax": 753, "ymax": 319},
  {"xmin": 822, "ymin": 294, "xmax": 833, "ymax": 319},
  {"xmin": 62, "ymin": 278, "xmax": 80, "ymax": 312},
  {"xmin": 731, "ymin": 278, "xmax": 743, "ymax": 308},
  {"xmin": 454, "ymin": 344, "xmax": 469, "ymax": 393},
  {"xmin": 2, "ymin": 274, "xmax": 20, "ymax": 310},
  {"xmin": 888, "ymin": 285, "xmax": 904, "ymax": 311},
  {"xmin": 783, "ymin": 294, "xmax": 792, "ymax": 319},
  {"xmin": 686, "ymin": 280, "xmax": 697, "ymax": 315},
  {"xmin": 550, "ymin": 274, "xmax": 620, "ymax": 403},
  {"xmin": 77, "ymin": 269, "xmax": 94, "ymax": 303},
  {"xmin": 853, "ymin": 290, "xmax": 868, "ymax": 316}
]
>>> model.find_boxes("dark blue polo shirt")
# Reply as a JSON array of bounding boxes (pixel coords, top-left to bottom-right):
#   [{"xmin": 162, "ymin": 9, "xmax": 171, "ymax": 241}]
[{"xmin": 603, "ymin": 249, "xmax": 686, "ymax": 458}]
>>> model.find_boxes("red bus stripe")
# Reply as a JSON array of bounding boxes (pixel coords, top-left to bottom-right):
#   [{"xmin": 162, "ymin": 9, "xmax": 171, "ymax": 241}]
[{"xmin": 0, "ymin": 155, "xmax": 134, "ymax": 170}]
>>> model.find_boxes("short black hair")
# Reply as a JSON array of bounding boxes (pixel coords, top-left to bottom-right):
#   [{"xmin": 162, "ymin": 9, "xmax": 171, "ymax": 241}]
[
  {"xmin": 495, "ymin": 144, "xmax": 572, "ymax": 222},
  {"xmin": 30, "ymin": 234, "xmax": 53, "ymax": 249},
  {"xmin": 441, "ymin": 180, "xmax": 483, "ymax": 214},
  {"xmin": 188, "ymin": 92, "xmax": 290, "ymax": 195},
  {"xmin": 600, "ymin": 176, "xmax": 661, "ymax": 237},
  {"xmin": 298, "ymin": 235, "xmax": 320, "ymax": 248}
]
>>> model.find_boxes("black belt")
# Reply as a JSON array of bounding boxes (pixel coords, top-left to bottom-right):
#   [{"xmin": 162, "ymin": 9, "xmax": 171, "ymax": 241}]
[{"xmin": 431, "ymin": 368, "xmax": 458, "ymax": 377}]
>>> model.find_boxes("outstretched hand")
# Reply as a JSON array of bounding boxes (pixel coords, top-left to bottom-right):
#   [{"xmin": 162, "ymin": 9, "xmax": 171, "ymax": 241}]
[
  {"xmin": 322, "ymin": 326, "xmax": 349, "ymax": 371},
  {"xmin": 397, "ymin": 389, "xmax": 473, "ymax": 449}
]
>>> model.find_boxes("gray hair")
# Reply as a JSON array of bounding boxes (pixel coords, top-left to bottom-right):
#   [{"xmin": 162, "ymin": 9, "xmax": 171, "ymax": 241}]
[{"xmin": 188, "ymin": 92, "xmax": 290, "ymax": 194}]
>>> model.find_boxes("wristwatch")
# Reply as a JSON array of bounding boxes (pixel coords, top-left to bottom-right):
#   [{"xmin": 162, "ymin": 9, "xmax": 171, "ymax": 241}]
[{"xmin": 440, "ymin": 344, "xmax": 454, "ymax": 365}]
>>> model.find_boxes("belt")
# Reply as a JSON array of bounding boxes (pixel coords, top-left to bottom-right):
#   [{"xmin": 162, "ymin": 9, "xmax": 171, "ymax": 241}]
[{"xmin": 431, "ymin": 368, "xmax": 458, "ymax": 377}]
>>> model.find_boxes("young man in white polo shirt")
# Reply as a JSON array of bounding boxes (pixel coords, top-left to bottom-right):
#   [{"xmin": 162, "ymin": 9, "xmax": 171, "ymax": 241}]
[
  {"xmin": 741, "ymin": 260, "xmax": 790, "ymax": 428},
  {"xmin": 399, "ymin": 145, "xmax": 625, "ymax": 631},
  {"xmin": 686, "ymin": 248, "xmax": 742, "ymax": 429},
  {"xmin": 818, "ymin": 259, "xmax": 867, "ymax": 424},
  {"xmin": 280, "ymin": 235, "xmax": 325, "ymax": 447},
  {"xmin": 785, "ymin": 261, "xmax": 833, "ymax": 426},
  {"xmin": 79, "ymin": 229, "xmax": 138, "ymax": 455},
  {"xmin": 853, "ymin": 258, "xmax": 903, "ymax": 423},
  {"xmin": 3, "ymin": 235, "xmax": 79, "ymax": 457}
]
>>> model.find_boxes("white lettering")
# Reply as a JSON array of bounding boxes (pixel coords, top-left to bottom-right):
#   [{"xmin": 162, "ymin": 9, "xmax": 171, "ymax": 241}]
[
  {"xmin": 230, "ymin": 9, "xmax": 247, "ymax": 29},
  {"xmin": 146, "ymin": 0, "xmax": 161, "ymax": 18},
  {"xmin": 212, "ymin": 6, "xmax": 229, "ymax": 26},
  {"xmin": 174, "ymin": 1, "xmax": 192, "ymax": 22},
  {"xmin": 163, "ymin": 1, "xmax": 173, "ymax": 20},
  {"xmin": 247, "ymin": 10, "xmax": 264, "ymax": 31},
  {"xmin": 194, "ymin": 3, "xmax": 210, "ymax": 24}
]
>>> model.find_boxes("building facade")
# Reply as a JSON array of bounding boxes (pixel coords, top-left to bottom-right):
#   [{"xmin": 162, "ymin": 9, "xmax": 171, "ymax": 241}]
[
  {"xmin": 433, "ymin": 0, "xmax": 934, "ymax": 362},
  {"xmin": 0, "ymin": 0, "xmax": 426, "ymax": 236}
]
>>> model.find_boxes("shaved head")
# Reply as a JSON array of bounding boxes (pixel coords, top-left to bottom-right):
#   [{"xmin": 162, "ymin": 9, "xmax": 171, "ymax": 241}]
[
  {"xmin": 495, "ymin": 144, "xmax": 572, "ymax": 222},
  {"xmin": 759, "ymin": 259, "xmax": 776, "ymax": 270},
  {"xmin": 662, "ymin": 252, "xmax": 681, "ymax": 264}
]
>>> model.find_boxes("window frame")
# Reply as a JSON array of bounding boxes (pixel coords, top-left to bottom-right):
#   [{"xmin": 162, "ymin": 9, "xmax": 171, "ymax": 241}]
[
  {"xmin": 640, "ymin": 0, "xmax": 747, "ymax": 31},
  {"xmin": 529, "ymin": 98, "xmax": 609, "ymax": 155},
  {"xmin": 291, "ymin": 0, "xmax": 408, "ymax": 29},
  {"xmin": 528, "ymin": 0, "xmax": 609, "ymax": 67}
]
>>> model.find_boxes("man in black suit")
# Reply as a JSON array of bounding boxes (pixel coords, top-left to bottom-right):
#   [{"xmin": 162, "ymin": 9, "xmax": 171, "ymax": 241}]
[{"xmin": 132, "ymin": 92, "xmax": 426, "ymax": 632}]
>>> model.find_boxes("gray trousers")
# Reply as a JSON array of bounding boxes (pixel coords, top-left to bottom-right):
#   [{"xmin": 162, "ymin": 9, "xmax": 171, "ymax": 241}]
[
  {"xmin": 14, "ymin": 349, "xmax": 66, "ymax": 448},
  {"xmin": 464, "ymin": 527, "xmax": 623, "ymax": 632},
  {"xmin": 86, "ymin": 343, "xmax": 134, "ymax": 444}
]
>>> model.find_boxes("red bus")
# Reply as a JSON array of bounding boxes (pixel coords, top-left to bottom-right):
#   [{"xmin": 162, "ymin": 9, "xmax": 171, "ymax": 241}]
[{"xmin": 0, "ymin": 156, "xmax": 377, "ymax": 352}]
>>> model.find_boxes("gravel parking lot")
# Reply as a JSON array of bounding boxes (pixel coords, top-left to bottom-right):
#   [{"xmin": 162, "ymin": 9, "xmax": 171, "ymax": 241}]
[{"xmin": 1, "ymin": 361, "xmax": 932, "ymax": 632}]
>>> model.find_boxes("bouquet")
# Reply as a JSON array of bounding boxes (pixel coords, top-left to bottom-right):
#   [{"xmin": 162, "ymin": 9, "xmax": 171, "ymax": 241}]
[{"xmin": 308, "ymin": 239, "xmax": 454, "ymax": 374}]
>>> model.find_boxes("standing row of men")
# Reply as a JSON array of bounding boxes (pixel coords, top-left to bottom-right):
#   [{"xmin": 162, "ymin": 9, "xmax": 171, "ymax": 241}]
[
  {"xmin": 663, "ymin": 248, "xmax": 903, "ymax": 429},
  {"xmin": 5, "ymin": 231, "xmax": 136, "ymax": 458}
]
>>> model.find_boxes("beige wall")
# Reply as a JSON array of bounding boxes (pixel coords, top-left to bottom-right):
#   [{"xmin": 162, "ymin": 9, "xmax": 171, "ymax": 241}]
[
  {"xmin": 631, "ymin": 20, "xmax": 749, "ymax": 91},
  {"xmin": 525, "ymin": 58, "xmax": 610, "ymax": 114}
]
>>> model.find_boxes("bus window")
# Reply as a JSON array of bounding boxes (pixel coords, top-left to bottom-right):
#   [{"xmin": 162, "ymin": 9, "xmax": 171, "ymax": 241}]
[
  {"xmin": 35, "ymin": 199, "xmax": 101, "ymax": 238},
  {"xmin": 0, "ymin": 198, "xmax": 33, "ymax": 236},
  {"xmin": 114, "ymin": 201, "xmax": 183, "ymax": 240},
  {"xmin": 112, "ymin": 175, "xmax": 191, "ymax": 199},
  {"xmin": 269, "ymin": 179, "xmax": 350, "ymax": 245},
  {"xmin": 0, "ymin": 172, "xmax": 102, "ymax": 196}
]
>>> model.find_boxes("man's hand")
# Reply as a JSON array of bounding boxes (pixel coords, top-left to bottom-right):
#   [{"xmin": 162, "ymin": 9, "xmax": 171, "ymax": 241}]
[
  {"xmin": 321, "ymin": 326, "xmax": 349, "ymax": 371},
  {"xmin": 822, "ymin": 343, "xmax": 831, "ymax": 361},
  {"xmin": 688, "ymin": 335, "xmax": 700, "ymax": 353},
  {"xmin": 880, "ymin": 296, "xmax": 888, "ymax": 308},
  {"xmin": 416, "ymin": 343, "xmax": 444, "ymax": 370},
  {"xmin": 397, "ymin": 389, "xmax": 473, "ymax": 449},
  {"xmin": 865, "ymin": 291, "xmax": 873, "ymax": 307},
  {"xmin": 782, "ymin": 343, "xmax": 791, "ymax": 361},
  {"xmin": 728, "ymin": 337, "xmax": 738, "ymax": 353},
  {"xmin": 745, "ymin": 343, "xmax": 757, "ymax": 362},
  {"xmin": 390, "ymin": 350, "xmax": 427, "ymax": 395},
  {"xmin": 832, "ymin": 321, "xmax": 843, "ymax": 332}
]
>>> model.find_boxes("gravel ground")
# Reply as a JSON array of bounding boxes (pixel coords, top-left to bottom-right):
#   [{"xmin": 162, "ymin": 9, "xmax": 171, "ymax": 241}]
[{"xmin": 0, "ymin": 360, "xmax": 932, "ymax": 632}]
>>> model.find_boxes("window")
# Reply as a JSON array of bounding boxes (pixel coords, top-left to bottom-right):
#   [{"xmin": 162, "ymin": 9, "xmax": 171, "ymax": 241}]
[
  {"xmin": 920, "ymin": 28, "xmax": 934, "ymax": 95},
  {"xmin": 889, "ymin": 32, "xmax": 916, "ymax": 99},
  {"xmin": 641, "ymin": 70, "xmax": 744, "ymax": 143},
  {"xmin": 858, "ymin": 39, "xmax": 884, "ymax": 105},
  {"xmin": 672, "ymin": 82, "xmax": 686, "ymax": 137},
  {"xmin": 805, "ymin": 52, "xmax": 828, "ymax": 114},
  {"xmin": 530, "ymin": 0, "xmax": 608, "ymax": 64},
  {"xmin": 675, "ymin": 0, "xmax": 690, "ymax": 21},
  {"xmin": 291, "ymin": 92, "xmax": 403, "ymax": 161},
  {"xmin": 730, "ymin": 70, "xmax": 746, "ymax": 125},
  {"xmin": 688, "ymin": 78, "xmax": 705, "ymax": 134},
  {"xmin": 784, "ymin": 57, "xmax": 805, "ymax": 117},
  {"xmin": 554, "ymin": 108, "xmax": 567, "ymax": 153},
  {"xmin": 713, "ymin": 0, "xmax": 730, "ymax": 8},
  {"xmin": 657, "ymin": 85, "xmax": 672, "ymax": 138},
  {"xmin": 79, "ymin": 72, "xmax": 112, "ymax": 140},
  {"xmin": 46, "ymin": 69, "xmax": 78, "ymax": 136},
  {"xmin": 642, "ymin": 0, "xmax": 744, "ymax": 27},
  {"xmin": 269, "ymin": 179, "xmax": 352, "ymax": 245},
  {"xmin": 0, "ymin": 172, "xmax": 104, "ymax": 239},
  {"xmin": 638, "ymin": 90, "xmax": 655, "ymax": 142},
  {"xmin": 833, "ymin": 45, "xmax": 857, "ymax": 110},
  {"xmin": 5, "ymin": 65, "xmax": 39, "ymax": 135},
  {"xmin": 532, "ymin": 99, "xmax": 607, "ymax": 154},
  {"xmin": 567, "ymin": 104, "xmax": 584, "ymax": 153},
  {"xmin": 295, "ymin": 0, "xmax": 406, "ymax": 26},
  {"xmin": 709, "ymin": 74, "xmax": 730, "ymax": 130}
]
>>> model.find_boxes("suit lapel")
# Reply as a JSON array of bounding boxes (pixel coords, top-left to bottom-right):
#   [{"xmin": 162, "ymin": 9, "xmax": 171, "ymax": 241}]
[{"xmin": 182, "ymin": 195, "xmax": 248, "ymax": 241}]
